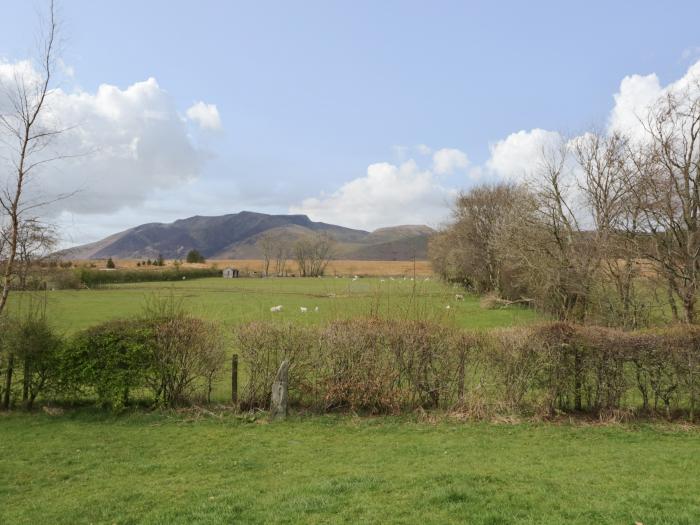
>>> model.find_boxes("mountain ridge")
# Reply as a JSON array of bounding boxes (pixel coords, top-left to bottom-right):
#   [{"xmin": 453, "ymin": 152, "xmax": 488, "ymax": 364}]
[{"xmin": 61, "ymin": 211, "xmax": 434, "ymax": 261}]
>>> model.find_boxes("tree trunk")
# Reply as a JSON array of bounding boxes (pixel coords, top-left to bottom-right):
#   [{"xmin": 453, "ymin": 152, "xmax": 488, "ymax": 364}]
[{"xmin": 3, "ymin": 354, "xmax": 14, "ymax": 409}]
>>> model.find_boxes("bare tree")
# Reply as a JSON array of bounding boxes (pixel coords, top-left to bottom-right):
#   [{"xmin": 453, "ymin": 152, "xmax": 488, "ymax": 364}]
[
  {"xmin": 495, "ymin": 139, "xmax": 601, "ymax": 321},
  {"xmin": 429, "ymin": 183, "xmax": 527, "ymax": 296},
  {"xmin": 274, "ymin": 240, "xmax": 290, "ymax": 276},
  {"xmin": 260, "ymin": 233, "xmax": 274, "ymax": 277},
  {"xmin": 14, "ymin": 219, "xmax": 56, "ymax": 290},
  {"xmin": 574, "ymin": 131, "xmax": 647, "ymax": 327},
  {"xmin": 294, "ymin": 232, "xmax": 335, "ymax": 277},
  {"xmin": 633, "ymin": 84, "xmax": 700, "ymax": 323},
  {"xmin": 0, "ymin": 0, "xmax": 63, "ymax": 316}
]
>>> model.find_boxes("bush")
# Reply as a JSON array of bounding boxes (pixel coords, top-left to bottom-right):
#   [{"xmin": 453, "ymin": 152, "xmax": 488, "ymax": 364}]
[
  {"xmin": 236, "ymin": 322, "xmax": 317, "ymax": 409},
  {"xmin": 234, "ymin": 319, "xmax": 700, "ymax": 420},
  {"xmin": 0, "ymin": 312, "xmax": 63, "ymax": 409},
  {"xmin": 149, "ymin": 317, "xmax": 226, "ymax": 406},
  {"xmin": 62, "ymin": 320, "xmax": 155, "ymax": 410}
]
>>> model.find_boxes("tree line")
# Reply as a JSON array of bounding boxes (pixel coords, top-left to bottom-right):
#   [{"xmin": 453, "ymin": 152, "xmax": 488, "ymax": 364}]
[
  {"xmin": 431, "ymin": 82, "xmax": 700, "ymax": 327},
  {"xmin": 260, "ymin": 231, "xmax": 335, "ymax": 277}
]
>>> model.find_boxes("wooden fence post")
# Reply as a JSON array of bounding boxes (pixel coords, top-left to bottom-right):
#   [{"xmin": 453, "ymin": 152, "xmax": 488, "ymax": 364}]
[{"xmin": 231, "ymin": 354, "xmax": 238, "ymax": 406}]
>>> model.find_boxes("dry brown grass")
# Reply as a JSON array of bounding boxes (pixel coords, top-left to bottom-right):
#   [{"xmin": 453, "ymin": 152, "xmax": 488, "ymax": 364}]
[{"xmin": 74, "ymin": 258, "xmax": 433, "ymax": 276}]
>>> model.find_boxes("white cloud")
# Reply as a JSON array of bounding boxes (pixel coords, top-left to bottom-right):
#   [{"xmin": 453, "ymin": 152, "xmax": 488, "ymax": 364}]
[
  {"xmin": 682, "ymin": 47, "xmax": 700, "ymax": 61},
  {"xmin": 608, "ymin": 62, "xmax": 700, "ymax": 141},
  {"xmin": 0, "ymin": 60, "xmax": 211, "ymax": 219},
  {"xmin": 483, "ymin": 61, "xmax": 700, "ymax": 187},
  {"xmin": 432, "ymin": 148, "xmax": 469, "ymax": 175},
  {"xmin": 486, "ymin": 129, "xmax": 562, "ymax": 182},
  {"xmin": 416, "ymin": 144, "xmax": 432, "ymax": 155},
  {"xmin": 186, "ymin": 101, "xmax": 222, "ymax": 131},
  {"xmin": 291, "ymin": 158, "xmax": 461, "ymax": 230}
]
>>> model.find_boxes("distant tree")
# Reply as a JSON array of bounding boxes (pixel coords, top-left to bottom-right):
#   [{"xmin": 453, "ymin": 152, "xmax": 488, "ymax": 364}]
[
  {"xmin": 156, "ymin": 254, "xmax": 165, "ymax": 267},
  {"xmin": 136, "ymin": 262, "xmax": 141, "ymax": 267},
  {"xmin": 294, "ymin": 233, "xmax": 335, "ymax": 277},
  {"xmin": 274, "ymin": 241, "xmax": 290, "ymax": 277},
  {"xmin": 185, "ymin": 249, "xmax": 205, "ymax": 264},
  {"xmin": 146, "ymin": 259, "xmax": 152, "ymax": 266},
  {"xmin": 106, "ymin": 258, "xmax": 115, "ymax": 269},
  {"xmin": 260, "ymin": 234, "xmax": 274, "ymax": 276}
]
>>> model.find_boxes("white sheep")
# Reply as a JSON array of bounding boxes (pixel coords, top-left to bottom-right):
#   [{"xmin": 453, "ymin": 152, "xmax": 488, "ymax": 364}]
[
  {"xmin": 300, "ymin": 306, "xmax": 308, "ymax": 313},
  {"xmin": 445, "ymin": 305, "xmax": 451, "ymax": 310},
  {"xmin": 455, "ymin": 294, "xmax": 464, "ymax": 301},
  {"xmin": 314, "ymin": 306, "xmax": 319, "ymax": 312},
  {"xmin": 270, "ymin": 305, "xmax": 283, "ymax": 313}
]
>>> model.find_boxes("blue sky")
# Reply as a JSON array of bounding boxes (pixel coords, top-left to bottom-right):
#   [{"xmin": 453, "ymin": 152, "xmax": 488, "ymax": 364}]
[{"xmin": 2, "ymin": 1, "xmax": 700, "ymax": 244}]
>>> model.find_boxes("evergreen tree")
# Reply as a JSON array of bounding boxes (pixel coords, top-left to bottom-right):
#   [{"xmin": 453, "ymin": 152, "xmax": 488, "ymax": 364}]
[{"xmin": 186, "ymin": 249, "xmax": 205, "ymax": 263}]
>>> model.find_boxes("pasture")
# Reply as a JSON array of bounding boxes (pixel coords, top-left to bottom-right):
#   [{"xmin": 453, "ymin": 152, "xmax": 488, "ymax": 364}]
[
  {"xmin": 5, "ymin": 274, "xmax": 698, "ymax": 525},
  {"xmin": 1, "ymin": 411, "xmax": 698, "ymax": 524},
  {"xmin": 17, "ymin": 276, "xmax": 540, "ymax": 334}
]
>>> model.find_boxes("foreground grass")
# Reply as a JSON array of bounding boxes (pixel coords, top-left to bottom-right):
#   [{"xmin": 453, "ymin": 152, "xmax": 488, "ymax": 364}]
[
  {"xmin": 13, "ymin": 277, "xmax": 541, "ymax": 334},
  {"xmin": 1, "ymin": 412, "xmax": 698, "ymax": 524}
]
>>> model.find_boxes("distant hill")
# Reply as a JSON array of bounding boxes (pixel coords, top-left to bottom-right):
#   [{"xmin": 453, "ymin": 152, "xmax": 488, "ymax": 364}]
[{"xmin": 61, "ymin": 211, "xmax": 434, "ymax": 261}]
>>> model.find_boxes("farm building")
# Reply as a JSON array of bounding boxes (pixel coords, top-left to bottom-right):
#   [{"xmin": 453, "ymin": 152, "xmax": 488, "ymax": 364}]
[{"xmin": 223, "ymin": 267, "xmax": 239, "ymax": 278}]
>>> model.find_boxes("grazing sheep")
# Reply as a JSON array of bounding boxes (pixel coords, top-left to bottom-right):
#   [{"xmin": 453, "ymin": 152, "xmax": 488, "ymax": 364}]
[
  {"xmin": 270, "ymin": 305, "xmax": 283, "ymax": 313},
  {"xmin": 380, "ymin": 279, "xmax": 385, "ymax": 283},
  {"xmin": 300, "ymin": 306, "xmax": 308, "ymax": 313},
  {"xmin": 455, "ymin": 294, "xmax": 464, "ymax": 301},
  {"xmin": 445, "ymin": 305, "xmax": 451, "ymax": 310},
  {"xmin": 314, "ymin": 306, "xmax": 319, "ymax": 312}
]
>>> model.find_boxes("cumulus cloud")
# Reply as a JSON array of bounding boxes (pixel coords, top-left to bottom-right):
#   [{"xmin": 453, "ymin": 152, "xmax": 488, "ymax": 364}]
[
  {"xmin": 432, "ymin": 148, "xmax": 469, "ymax": 175},
  {"xmin": 186, "ymin": 101, "xmax": 222, "ymax": 131},
  {"xmin": 291, "ymin": 158, "xmax": 462, "ymax": 230},
  {"xmin": 0, "ymin": 60, "xmax": 211, "ymax": 218},
  {"xmin": 608, "ymin": 61, "xmax": 700, "ymax": 141},
  {"xmin": 483, "ymin": 60, "xmax": 700, "ymax": 186},
  {"xmin": 485, "ymin": 129, "xmax": 561, "ymax": 182}
]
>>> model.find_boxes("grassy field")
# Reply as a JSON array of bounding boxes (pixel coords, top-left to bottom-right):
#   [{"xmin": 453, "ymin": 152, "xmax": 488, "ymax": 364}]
[
  {"xmin": 1, "ymin": 411, "xmax": 698, "ymax": 524},
  {"xmin": 12, "ymin": 276, "xmax": 541, "ymax": 334}
]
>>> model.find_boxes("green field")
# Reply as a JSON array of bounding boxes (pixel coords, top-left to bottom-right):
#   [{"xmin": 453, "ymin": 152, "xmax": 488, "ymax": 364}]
[
  {"xmin": 1, "ymin": 411, "xmax": 698, "ymax": 524},
  {"xmin": 13, "ymin": 276, "xmax": 541, "ymax": 334},
  {"xmin": 5, "ymin": 277, "xmax": 697, "ymax": 524}
]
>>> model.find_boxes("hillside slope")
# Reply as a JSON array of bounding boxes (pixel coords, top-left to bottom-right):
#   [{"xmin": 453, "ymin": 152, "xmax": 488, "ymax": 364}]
[{"xmin": 61, "ymin": 211, "xmax": 434, "ymax": 261}]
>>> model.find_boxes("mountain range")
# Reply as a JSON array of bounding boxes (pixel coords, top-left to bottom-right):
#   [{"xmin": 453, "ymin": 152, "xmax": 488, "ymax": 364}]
[{"xmin": 61, "ymin": 211, "xmax": 435, "ymax": 261}]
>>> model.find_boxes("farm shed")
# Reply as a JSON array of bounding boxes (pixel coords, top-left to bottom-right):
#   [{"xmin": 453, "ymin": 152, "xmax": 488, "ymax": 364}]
[{"xmin": 223, "ymin": 267, "xmax": 239, "ymax": 278}]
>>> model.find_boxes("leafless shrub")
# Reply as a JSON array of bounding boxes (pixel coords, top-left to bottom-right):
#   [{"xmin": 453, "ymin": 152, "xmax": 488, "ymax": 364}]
[
  {"xmin": 149, "ymin": 317, "xmax": 226, "ymax": 407},
  {"xmin": 233, "ymin": 318, "xmax": 700, "ymax": 421}
]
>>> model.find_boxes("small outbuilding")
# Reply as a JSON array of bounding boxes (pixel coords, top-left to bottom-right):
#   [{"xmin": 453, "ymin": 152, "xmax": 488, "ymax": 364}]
[{"xmin": 223, "ymin": 267, "xmax": 239, "ymax": 278}]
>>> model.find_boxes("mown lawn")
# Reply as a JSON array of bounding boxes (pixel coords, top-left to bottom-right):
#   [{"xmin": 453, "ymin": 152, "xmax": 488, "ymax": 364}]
[
  {"xmin": 0, "ymin": 412, "xmax": 698, "ymax": 524},
  {"xmin": 12, "ymin": 277, "xmax": 541, "ymax": 334}
]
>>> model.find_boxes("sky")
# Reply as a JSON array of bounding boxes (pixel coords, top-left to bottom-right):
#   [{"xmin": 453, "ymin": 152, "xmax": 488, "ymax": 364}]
[{"xmin": 1, "ymin": 0, "xmax": 700, "ymax": 246}]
